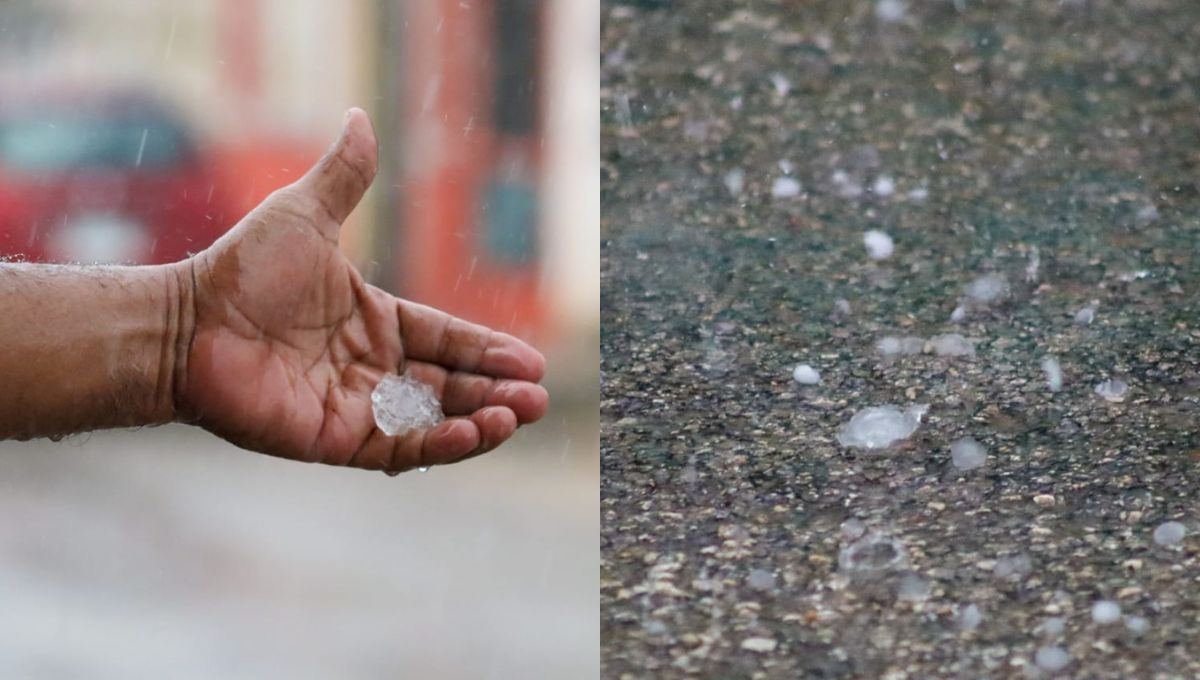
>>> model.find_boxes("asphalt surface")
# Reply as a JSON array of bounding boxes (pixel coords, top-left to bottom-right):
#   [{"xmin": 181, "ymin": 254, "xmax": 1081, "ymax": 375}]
[{"xmin": 601, "ymin": 1, "xmax": 1200, "ymax": 677}]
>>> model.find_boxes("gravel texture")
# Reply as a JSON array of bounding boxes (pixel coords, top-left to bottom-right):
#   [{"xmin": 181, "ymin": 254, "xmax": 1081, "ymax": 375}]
[{"xmin": 601, "ymin": 0, "xmax": 1200, "ymax": 677}]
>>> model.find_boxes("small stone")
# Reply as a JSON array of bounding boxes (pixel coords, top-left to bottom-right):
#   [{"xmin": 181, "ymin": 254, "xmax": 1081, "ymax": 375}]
[
  {"xmin": 863, "ymin": 230, "xmax": 895, "ymax": 260},
  {"xmin": 1092, "ymin": 600, "xmax": 1121, "ymax": 624},
  {"xmin": 1153, "ymin": 521, "xmax": 1186, "ymax": 546},
  {"xmin": 927, "ymin": 334, "xmax": 975, "ymax": 358},
  {"xmin": 949, "ymin": 437, "xmax": 987, "ymax": 471},
  {"xmin": 1124, "ymin": 616, "xmax": 1150, "ymax": 635},
  {"xmin": 772, "ymin": 176, "xmax": 801, "ymax": 198},
  {"xmin": 1041, "ymin": 356, "xmax": 1063, "ymax": 392},
  {"xmin": 1094, "ymin": 378, "xmax": 1129, "ymax": 403},
  {"xmin": 792, "ymin": 364, "xmax": 822, "ymax": 385},
  {"xmin": 956, "ymin": 603, "xmax": 983, "ymax": 630},
  {"xmin": 1033, "ymin": 494, "xmax": 1056, "ymax": 507},
  {"xmin": 740, "ymin": 637, "xmax": 777, "ymax": 653},
  {"xmin": 1034, "ymin": 646, "xmax": 1071, "ymax": 672},
  {"xmin": 836, "ymin": 404, "xmax": 929, "ymax": 450},
  {"xmin": 746, "ymin": 569, "xmax": 776, "ymax": 591}
]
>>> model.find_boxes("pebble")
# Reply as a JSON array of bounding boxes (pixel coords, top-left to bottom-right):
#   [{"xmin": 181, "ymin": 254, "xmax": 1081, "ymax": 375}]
[
  {"xmin": 792, "ymin": 364, "xmax": 822, "ymax": 385},
  {"xmin": 1033, "ymin": 494, "xmax": 1056, "ymax": 507},
  {"xmin": 1091, "ymin": 600, "xmax": 1121, "ymax": 624},
  {"xmin": 836, "ymin": 404, "xmax": 929, "ymax": 449},
  {"xmin": 1153, "ymin": 521, "xmax": 1186, "ymax": 546},
  {"xmin": 1034, "ymin": 646, "xmax": 1072, "ymax": 672},
  {"xmin": 740, "ymin": 637, "xmax": 777, "ymax": 653},
  {"xmin": 1094, "ymin": 378, "xmax": 1129, "ymax": 402},
  {"xmin": 863, "ymin": 230, "xmax": 895, "ymax": 260},
  {"xmin": 950, "ymin": 437, "xmax": 987, "ymax": 471}
]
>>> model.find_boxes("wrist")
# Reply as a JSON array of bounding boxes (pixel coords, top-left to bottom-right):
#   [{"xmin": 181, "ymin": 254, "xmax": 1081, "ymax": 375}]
[{"xmin": 158, "ymin": 258, "xmax": 197, "ymax": 424}]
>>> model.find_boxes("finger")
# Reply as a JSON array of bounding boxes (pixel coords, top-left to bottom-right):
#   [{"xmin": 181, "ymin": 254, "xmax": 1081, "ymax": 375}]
[
  {"xmin": 405, "ymin": 361, "xmax": 549, "ymax": 424},
  {"xmin": 398, "ymin": 300, "xmax": 546, "ymax": 381},
  {"xmin": 294, "ymin": 107, "xmax": 378, "ymax": 230},
  {"xmin": 352, "ymin": 417, "xmax": 478, "ymax": 472}
]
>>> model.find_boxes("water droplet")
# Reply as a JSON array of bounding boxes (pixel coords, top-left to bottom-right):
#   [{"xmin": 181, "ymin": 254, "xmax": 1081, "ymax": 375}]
[
  {"xmin": 418, "ymin": 466, "xmax": 430, "ymax": 472},
  {"xmin": 383, "ymin": 470, "xmax": 401, "ymax": 477}
]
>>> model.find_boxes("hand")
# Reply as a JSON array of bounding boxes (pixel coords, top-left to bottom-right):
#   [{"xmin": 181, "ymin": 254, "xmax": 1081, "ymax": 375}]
[{"xmin": 175, "ymin": 109, "xmax": 549, "ymax": 472}]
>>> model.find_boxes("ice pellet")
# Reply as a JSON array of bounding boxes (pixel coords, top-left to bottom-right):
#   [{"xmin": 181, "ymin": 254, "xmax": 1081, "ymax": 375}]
[
  {"xmin": 1153, "ymin": 521, "xmax": 1186, "ymax": 546},
  {"xmin": 956, "ymin": 603, "xmax": 983, "ymax": 630},
  {"xmin": 1039, "ymin": 617, "xmax": 1065, "ymax": 637},
  {"xmin": 371, "ymin": 373, "xmax": 444, "ymax": 436},
  {"xmin": 993, "ymin": 554, "xmax": 1032, "ymax": 580},
  {"xmin": 1092, "ymin": 600, "xmax": 1121, "ymax": 624},
  {"xmin": 1034, "ymin": 646, "xmax": 1071, "ymax": 672},
  {"xmin": 872, "ymin": 175, "xmax": 895, "ymax": 197},
  {"xmin": 792, "ymin": 364, "xmax": 821, "ymax": 385},
  {"xmin": 863, "ymin": 230, "xmax": 895, "ymax": 260},
  {"xmin": 840, "ymin": 517, "xmax": 867, "ymax": 541},
  {"xmin": 1042, "ymin": 356, "xmax": 1063, "ymax": 392},
  {"xmin": 771, "ymin": 176, "xmax": 801, "ymax": 198},
  {"xmin": 949, "ymin": 437, "xmax": 987, "ymax": 471},
  {"xmin": 927, "ymin": 333, "xmax": 975, "ymax": 358},
  {"xmin": 875, "ymin": 0, "xmax": 907, "ymax": 22},
  {"xmin": 724, "ymin": 168, "xmax": 745, "ymax": 196},
  {"xmin": 877, "ymin": 335, "xmax": 925, "ymax": 356},
  {"xmin": 1094, "ymin": 378, "xmax": 1129, "ymax": 402},
  {"xmin": 896, "ymin": 572, "xmax": 931, "ymax": 602},
  {"xmin": 839, "ymin": 532, "xmax": 908, "ymax": 574},
  {"xmin": 1124, "ymin": 615, "xmax": 1150, "ymax": 634},
  {"xmin": 963, "ymin": 274, "xmax": 1009, "ymax": 306},
  {"xmin": 836, "ymin": 404, "xmax": 928, "ymax": 449},
  {"xmin": 746, "ymin": 568, "xmax": 776, "ymax": 591},
  {"xmin": 1074, "ymin": 303, "xmax": 1097, "ymax": 325}
]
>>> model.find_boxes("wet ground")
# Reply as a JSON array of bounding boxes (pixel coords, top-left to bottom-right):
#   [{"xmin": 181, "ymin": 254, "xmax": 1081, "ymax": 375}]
[
  {"xmin": 601, "ymin": 1, "xmax": 1200, "ymax": 677},
  {"xmin": 0, "ymin": 394, "xmax": 597, "ymax": 679}
]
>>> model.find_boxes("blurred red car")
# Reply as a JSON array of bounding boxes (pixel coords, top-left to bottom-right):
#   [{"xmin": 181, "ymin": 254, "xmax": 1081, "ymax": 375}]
[{"xmin": 0, "ymin": 90, "xmax": 232, "ymax": 265}]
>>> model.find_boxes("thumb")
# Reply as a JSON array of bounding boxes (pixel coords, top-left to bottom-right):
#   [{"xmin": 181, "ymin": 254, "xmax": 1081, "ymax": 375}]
[{"xmin": 294, "ymin": 107, "xmax": 378, "ymax": 227}]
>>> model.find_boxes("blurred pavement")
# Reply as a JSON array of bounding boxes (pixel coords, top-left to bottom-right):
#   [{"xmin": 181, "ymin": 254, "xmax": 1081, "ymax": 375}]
[{"xmin": 0, "ymin": 398, "xmax": 597, "ymax": 679}]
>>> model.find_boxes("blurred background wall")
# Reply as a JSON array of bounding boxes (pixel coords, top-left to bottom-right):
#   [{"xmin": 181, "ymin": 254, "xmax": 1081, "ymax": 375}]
[{"xmin": 0, "ymin": 1, "xmax": 597, "ymax": 678}]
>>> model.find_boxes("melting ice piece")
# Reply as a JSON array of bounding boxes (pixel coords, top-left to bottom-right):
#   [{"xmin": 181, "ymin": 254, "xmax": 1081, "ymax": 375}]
[
  {"xmin": 956, "ymin": 603, "xmax": 983, "ymax": 631},
  {"xmin": 872, "ymin": 175, "xmax": 895, "ymax": 197},
  {"xmin": 371, "ymin": 373, "xmax": 444, "ymax": 436},
  {"xmin": 1035, "ymin": 646, "xmax": 1071, "ymax": 672},
  {"xmin": 1092, "ymin": 600, "xmax": 1121, "ymax": 624},
  {"xmin": 792, "ymin": 364, "xmax": 822, "ymax": 385},
  {"xmin": 771, "ymin": 176, "xmax": 801, "ymax": 198},
  {"xmin": 927, "ymin": 333, "xmax": 975, "ymax": 358},
  {"xmin": 837, "ymin": 404, "xmax": 928, "ymax": 449},
  {"xmin": 949, "ymin": 437, "xmax": 987, "ymax": 471},
  {"xmin": 1094, "ymin": 378, "xmax": 1129, "ymax": 402},
  {"xmin": 875, "ymin": 0, "xmax": 907, "ymax": 22},
  {"xmin": 1039, "ymin": 617, "xmax": 1065, "ymax": 637},
  {"xmin": 839, "ymin": 532, "xmax": 908, "ymax": 574},
  {"xmin": 896, "ymin": 572, "xmax": 931, "ymax": 602},
  {"xmin": 1153, "ymin": 520, "xmax": 1186, "ymax": 546},
  {"xmin": 877, "ymin": 335, "xmax": 925, "ymax": 357},
  {"xmin": 863, "ymin": 230, "xmax": 895, "ymax": 260},
  {"xmin": 963, "ymin": 274, "xmax": 1009, "ymax": 306},
  {"xmin": 1074, "ymin": 303, "xmax": 1097, "ymax": 325},
  {"xmin": 1124, "ymin": 616, "xmax": 1150, "ymax": 635},
  {"xmin": 1041, "ymin": 356, "xmax": 1063, "ymax": 392},
  {"xmin": 724, "ymin": 168, "xmax": 745, "ymax": 197},
  {"xmin": 746, "ymin": 568, "xmax": 776, "ymax": 591}
]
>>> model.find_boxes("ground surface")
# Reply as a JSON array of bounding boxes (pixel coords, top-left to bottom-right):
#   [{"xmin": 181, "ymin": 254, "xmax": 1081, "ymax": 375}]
[
  {"xmin": 601, "ymin": 1, "xmax": 1200, "ymax": 678},
  {"xmin": 0, "ymin": 396, "xmax": 597, "ymax": 679}
]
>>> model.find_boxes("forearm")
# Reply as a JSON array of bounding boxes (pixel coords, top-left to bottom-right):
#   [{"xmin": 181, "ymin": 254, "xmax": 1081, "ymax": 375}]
[{"xmin": 0, "ymin": 261, "xmax": 194, "ymax": 439}]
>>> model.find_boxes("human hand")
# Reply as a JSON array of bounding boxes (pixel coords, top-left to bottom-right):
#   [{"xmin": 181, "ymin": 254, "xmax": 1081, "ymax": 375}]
[{"xmin": 174, "ymin": 109, "xmax": 549, "ymax": 472}]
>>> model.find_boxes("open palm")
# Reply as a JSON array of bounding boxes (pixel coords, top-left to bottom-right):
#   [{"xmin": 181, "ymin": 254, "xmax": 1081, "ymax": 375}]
[{"xmin": 177, "ymin": 109, "xmax": 548, "ymax": 472}]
